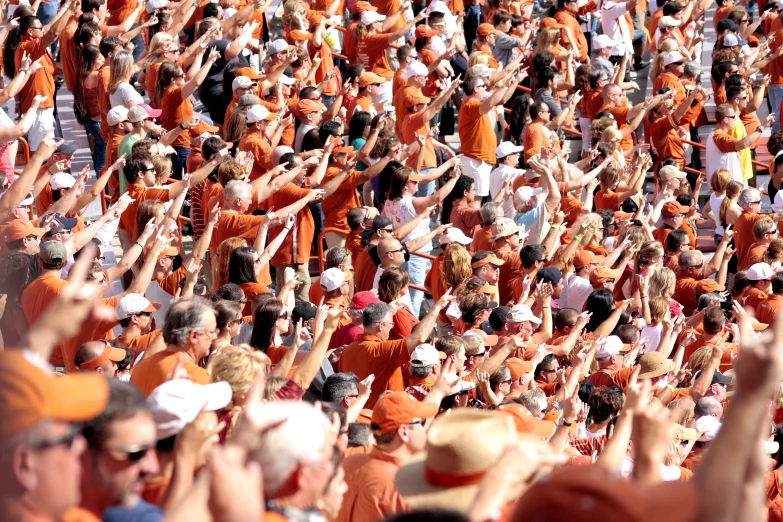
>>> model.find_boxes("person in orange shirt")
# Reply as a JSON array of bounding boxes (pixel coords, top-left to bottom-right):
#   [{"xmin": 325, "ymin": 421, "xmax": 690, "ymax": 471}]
[
  {"xmin": 523, "ymin": 101, "xmax": 561, "ymax": 165},
  {"xmin": 4, "ymin": 218, "xmax": 46, "ymax": 254},
  {"xmin": 339, "ymin": 293, "xmax": 451, "ymax": 407},
  {"xmin": 0, "ymin": 351, "xmax": 110, "ymax": 522},
  {"xmin": 294, "ymin": 98, "xmax": 325, "ymax": 153},
  {"xmin": 319, "ymin": 267, "xmax": 353, "ymax": 325},
  {"xmin": 336, "ymin": 391, "xmax": 438, "ymax": 522},
  {"xmin": 554, "ymin": 0, "xmax": 598, "ymax": 62},
  {"xmin": 115, "ymin": 294, "xmax": 161, "ymax": 357},
  {"xmin": 347, "ymin": 71, "xmax": 385, "ymax": 127},
  {"xmin": 130, "ymin": 298, "xmax": 217, "ymax": 396},
  {"xmin": 239, "ymin": 105, "xmax": 292, "ymax": 180},
  {"xmin": 585, "ymin": 69, "xmax": 612, "ymax": 121},
  {"xmin": 739, "ymin": 262, "xmax": 774, "ymax": 311},
  {"xmin": 653, "ymin": 201, "xmax": 690, "ymax": 246},
  {"xmin": 734, "ymin": 187, "xmax": 783, "ymax": 266},
  {"xmin": 739, "ymin": 217, "xmax": 777, "ymax": 270},
  {"xmin": 73, "ymin": 341, "xmax": 128, "ymax": 375},
  {"xmin": 757, "ymin": 272, "xmax": 783, "ymax": 325},
  {"xmin": 594, "ymin": 164, "xmax": 644, "ymax": 211},
  {"xmin": 15, "ymin": 9, "xmax": 75, "ymax": 151}
]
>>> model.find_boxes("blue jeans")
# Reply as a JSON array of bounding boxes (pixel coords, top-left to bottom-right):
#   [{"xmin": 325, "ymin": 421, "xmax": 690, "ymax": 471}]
[
  {"xmin": 416, "ymin": 167, "xmax": 435, "ymax": 197},
  {"xmin": 322, "ymin": 95, "xmax": 336, "ymax": 109},
  {"xmin": 464, "ymin": 4, "xmax": 481, "ymax": 60},
  {"xmin": 404, "ymin": 254, "xmax": 431, "ymax": 317},
  {"xmin": 771, "ymin": 85, "xmax": 783, "ymax": 133},
  {"xmin": 37, "ymin": 1, "xmax": 58, "ymax": 53},
  {"xmin": 172, "ymin": 147, "xmax": 190, "ymax": 180},
  {"xmin": 310, "ymin": 201, "xmax": 324, "ymax": 247},
  {"xmin": 85, "ymin": 119, "xmax": 106, "ymax": 175}
]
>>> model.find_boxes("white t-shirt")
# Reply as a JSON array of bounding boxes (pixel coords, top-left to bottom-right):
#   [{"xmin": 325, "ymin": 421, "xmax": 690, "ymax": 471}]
[
  {"xmin": 110, "ymin": 82, "xmax": 144, "ymax": 108},
  {"xmin": 382, "ymin": 196, "xmax": 433, "ymax": 253},
  {"xmin": 640, "ymin": 324, "xmax": 662, "ymax": 352},
  {"xmin": 557, "ymin": 273, "xmax": 593, "ymax": 310},
  {"xmin": 710, "ymin": 192, "xmax": 726, "ymax": 236},
  {"xmin": 145, "ymin": 280, "xmax": 176, "ymax": 327},
  {"xmin": 489, "ymin": 164, "xmax": 525, "ymax": 220}
]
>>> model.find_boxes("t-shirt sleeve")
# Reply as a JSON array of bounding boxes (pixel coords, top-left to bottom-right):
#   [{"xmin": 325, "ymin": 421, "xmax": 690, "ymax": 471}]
[
  {"xmin": 714, "ymin": 132, "xmax": 738, "ymax": 153},
  {"xmin": 145, "ymin": 187, "xmax": 172, "ymax": 202},
  {"xmin": 157, "ymin": 266, "xmax": 187, "ymax": 295}
]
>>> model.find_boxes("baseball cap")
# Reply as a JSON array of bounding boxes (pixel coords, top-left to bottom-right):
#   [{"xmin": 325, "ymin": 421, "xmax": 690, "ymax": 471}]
[
  {"xmin": 589, "ymin": 266, "xmax": 621, "ymax": 286},
  {"xmin": 403, "ymin": 92, "xmax": 431, "ymax": 108},
  {"xmin": 540, "ymin": 17, "xmax": 563, "ymax": 29},
  {"xmin": 514, "ymin": 186, "xmax": 543, "ymax": 207},
  {"xmin": 658, "ymin": 165, "xmax": 686, "ymax": 181},
  {"xmin": 232, "ymin": 76, "xmax": 254, "ymax": 90},
  {"xmin": 415, "ymin": 25, "xmax": 439, "ymax": 39},
  {"xmin": 55, "ymin": 142, "xmax": 78, "ymax": 156},
  {"xmin": 237, "ymin": 67, "xmax": 261, "ymax": 80},
  {"xmin": 351, "ymin": 291, "xmax": 381, "ymax": 310},
  {"xmin": 470, "ymin": 64, "xmax": 496, "ymax": 78},
  {"xmin": 506, "ymin": 304, "xmax": 542, "ymax": 324},
  {"xmin": 462, "ymin": 329, "xmax": 499, "ymax": 347},
  {"xmin": 658, "ymin": 15, "xmax": 681, "ymax": 28},
  {"xmin": 471, "ymin": 254, "xmax": 505, "ymax": 269},
  {"xmin": 504, "ymin": 357, "xmax": 533, "ymax": 381},
  {"xmin": 0, "ymin": 350, "xmax": 110, "ymax": 439},
  {"xmin": 292, "ymin": 301, "xmax": 318, "ymax": 323},
  {"xmin": 355, "ymin": 1, "xmax": 378, "ymax": 11},
  {"xmin": 410, "ymin": 343, "xmax": 442, "ymax": 367},
  {"xmin": 361, "ymin": 10, "xmax": 386, "ymax": 24},
  {"xmin": 476, "ymin": 23, "xmax": 500, "ymax": 36},
  {"xmin": 77, "ymin": 342, "xmax": 128, "ymax": 371},
  {"xmin": 107, "ymin": 106, "xmax": 129, "ymax": 126},
  {"xmin": 290, "ymin": 30, "xmax": 312, "ymax": 41},
  {"xmin": 237, "ymin": 93, "xmax": 261, "ymax": 109},
  {"xmin": 247, "ymin": 105, "xmax": 276, "ymax": 123},
  {"xmin": 371, "ymin": 391, "xmax": 438, "ymax": 435},
  {"xmin": 146, "ymin": 0, "xmax": 168, "ymax": 12},
  {"xmin": 439, "ymin": 227, "xmax": 473, "ymax": 246},
  {"xmin": 39, "ymin": 241, "xmax": 68, "ymax": 265},
  {"xmin": 128, "ymin": 105, "xmax": 150, "ymax": 123},
  {"xmin": 496, "ymin": 142, "xmax": 525, "ymax": 159},
  {"xmin": 401, "ymin": 61, "xmax": 429, "ymax": 79},
  {"xmin": 372, "ymin": 215, "xmax": 393, "ymax": 231},
  {"xmin": 279, "ymin": 75, "xmax": 296, "ymax": 86},
  {"xmin": 139, "ymin": 103, "xmax": 162, "ymax": 118},
  {"xmin": 269, "ymin": 39, "xmax": 294, "ymax": 55},
  {"xmin": 592, "ymin": 34, "xmax": 616, "ymax": 49},
  {"xmin": 320, "ymin": 267, "xmax": 347, "ymax": 292},
  {"xmin": 663, "ymin": 50, "xmax": 685, "ymax": 66},
  {"xmin": 115, "ymin": 293, "xmax": 161, "ymax": 320},
  {"xmin": 723, "ymin": 33, "xmax": 748, "ymax": 46},
  {"xmin": 5, "ymin": 219, "xmax": 45, "ymax": 242},
  {"xmin": 497, "ymin": 403, "xmax": 555, "ymax": 437},
  {"xmin": 696, "ymin": 279, "xmax": 725, "ymax": 294},
  {"xmin": 748, "ymin": 262, "xmax": 774, "ymax": 281},
  {"xmin": 573, "ymin": 250, "xmax": 605, "ymax": 269},
  {"xmin": 358, "ymin": 72, "xmax": 387, "ymax": 88},
  {"xmin": 595, "ymin": 335, "xmax": 625, "ymax": 359},
  {"xmin": 41, "ymin": 213, "xmax": 79, "ymax": 233},
  {"xmin": 717, "ymin": 18, "xmax": 740, "ymax": 32},
  {"xmin": 148, "ymin": 379, "xmax": 232, "ymax": 439},
  {"xmin": 537, "ymin": 267, "xmax": 562, "ymax": 285},
  {"xmin": 296, "ymin": 99, "xmax": 326, "ymax": 115},
  {"xmin": 488, "ymin": 306, "xmax": 510, "ymax": 331},
  {"xmin": 662, "ymin": 201, "xmax": 690, "ymax": 217},
  {"xmin": 50, "ymin": 173, "xmax": 76, "ymax": 191}
]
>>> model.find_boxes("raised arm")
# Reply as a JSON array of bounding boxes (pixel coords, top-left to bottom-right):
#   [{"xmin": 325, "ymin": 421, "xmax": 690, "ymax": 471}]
[
  {"xmin": 0, "ymin": 129, "xmax": 57, "ymax": 222},
  {"xmin": 405, "ymin": 291, "xmax": 452, "ymax": 351}
]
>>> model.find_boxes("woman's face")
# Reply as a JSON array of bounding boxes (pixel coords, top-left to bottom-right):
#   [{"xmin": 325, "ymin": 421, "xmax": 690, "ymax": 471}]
[
  {"xmin": 229, "ymin": 319, "xmax": 241, "ymax": 337},
  {"xmin": 95, "ymin": 53, "xmax": 105, "ymax": 70},
  {"xmin": 399, "ymin": 285, "xmax": 409, "ymax": 298},
  {"xmin": 276, "ymin": 310, "xmax": 291, "ymax": 334}
]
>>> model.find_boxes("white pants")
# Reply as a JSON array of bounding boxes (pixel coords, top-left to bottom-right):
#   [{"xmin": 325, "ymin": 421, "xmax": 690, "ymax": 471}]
[
  {"xmin": 461, "ymin": 156, "xmax": 493, "ymax": 197},
  {"xmin": 579, "ymin": 117, "xmax": 592, "ymax": 153},
  {"xmin": 27, "ymin": 107, "xmax": 55, "ymax": 151}
]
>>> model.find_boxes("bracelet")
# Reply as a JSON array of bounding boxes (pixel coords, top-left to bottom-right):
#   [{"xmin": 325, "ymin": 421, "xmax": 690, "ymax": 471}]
[
  {"xmin": 134, "ymin": 241, "xmax": 143, "ymax": 248},
  {"xmin": 542, "ymin": 306, "xmax": 550, "ymax": 309},
  {"xmin": 550, "ymin": 224, "xmax": 560, "ymax": 230},
  {"xmin": 574, "ymin": 234, "xmax": 582, "ymax": 242},
  {"xmin": 665, "ymin": 384, "xmax": 675, "ymax": 393},
  {"xmin": 640, "ymin": 294, "xmax": 648, "ymax": 298},
  {"xmin": 19, "ymin": 67, "xmax": 27, "ymax": 73},
  {"xmin": 179, "ymin": 122, "xmax": 186, "ymax": 130},
  {"xmin": 561, "ymin": 419, "xmax": 574, "ymax": 427}
]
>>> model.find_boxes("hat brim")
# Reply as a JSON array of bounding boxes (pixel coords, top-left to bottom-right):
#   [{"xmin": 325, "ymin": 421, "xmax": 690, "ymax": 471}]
[
  {"xmin": 45, "ymin": 373, "xmax": 109, "ymax": 424},
  {"xmin": 55, "ymin": 145, "xmax": 78, "ymax": 156},
  {"xmin": 201, "ymin": 381, "xmax": 233, "ymax": 411},
  {"xmin": 497, "ymin": 146, "xmax": 525, "ymax": 158},
  {"xmin": 394, "ymin": 456, "xmax": 488, "ymax": 513},
  {"xmin": 144, "ymin": 302, "xmax": 162, "ymax": 313},
  {"xmin": 144, "ymin": 108, "xmax": 163, "ymax": 118},
  {"xmin": 107, "ymin": 347, "xmax": 128, "ymax": 363},
  {"xmin": 638, "ymin": 361, "xmax": 673, "ymax": 380}
]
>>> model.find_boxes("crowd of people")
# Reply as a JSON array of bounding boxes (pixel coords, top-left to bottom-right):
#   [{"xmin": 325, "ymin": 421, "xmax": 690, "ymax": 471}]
[{"xmin": 6, "ymin": 0, "xmax": 783, "ymax": 518}]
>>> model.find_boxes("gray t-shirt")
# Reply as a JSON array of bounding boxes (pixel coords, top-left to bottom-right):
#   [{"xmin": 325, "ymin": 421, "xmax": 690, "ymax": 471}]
[
  {"xmin": 492, "ymin": 33, "xmax": 525, "ymax": 72},
  {"xmin": 591, "ymin": 55, "xmax": 614, "ymax": 78},
  {"xmin": 109, "ymin": 82, "xmax": 143, "ymax": 108},
  {"xmin": 534, "ymin": 88, "xmax": 562, "ymax": 117}
]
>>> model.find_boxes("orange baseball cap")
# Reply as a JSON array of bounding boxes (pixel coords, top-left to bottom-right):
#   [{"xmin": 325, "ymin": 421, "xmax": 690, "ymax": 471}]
[
  {"xmin": 497, "ymin": 403, "xmax": 555, "ymax": 438},
  {"xmin": 355, "ymin": 0, "xmax": 377, "ymax": 11},
  {"xmin": 403, "ymin": 91, "xmax": 431, "ymax": 108},
  {"xmin": 573, "ymin": 250, "xmax": 605, "ymax": 269},
  {"xmin": 408, "ymin": 172, "xmax": 425, "ymax": 182},
  {"xmin": 236, "ymin": 67, "xmax": 261, "ymax": 80},
  {"xmin": 696, "ymin": 279, "xmax": 725, "ymax": 294},
  {"xmin": 513, "ymin": 465, "xmax": 698, "ymax": 521},
  {"xmin": 662, "ymin": 201, "xmax": 690, "ymax": 217},
  {"xmin": 371, "ymin": 391, "xmax": 438, "ymax": 435},
  {"xmin": 358, "ymin": 72, "xmax": 387, "ymax": 88},
  {"xmin": 78, "ymin": 342, "xmax": 128, "ymax": 371},
  {"xmin": 540, "ymin": 17, "xmax": 564, "ymax": 29},
  {"xmin": 296, "ymin": 98, "xmax": 326, "ymax": 116},
  {"xmin": 0, "ymin": 350, "xmax": 110, "ymax": 438},
  {"xmin": 589, "ymin": 266, "xmax": 621, "ymax": 287},
  {"xmin": 290, "ymin": 30, "xmax": 313, "ymax": 41},
  {"xmin": 5, "ymin": 219, "xmax": 46, "ymax": 242},
  {"xmin": 415, "ymin": 25, "xmax": 439, "ymax": 39},
  {"xmin": 504, "ymin": 357, "xmax": 533, "ymax": 381},
  {"xmin": 471, "ymin": 254, "xmax": 505, "ymax": 269},
  {"xmin": 333, "ymin": 144, "xmax": 355, "ymax": 155},
  {"xmin": 477, "ymin": 23, "xmax": 501, "ymax": 36}
]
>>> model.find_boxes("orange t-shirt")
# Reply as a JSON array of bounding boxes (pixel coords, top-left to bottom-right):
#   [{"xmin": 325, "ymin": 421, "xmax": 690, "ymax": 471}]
[
  {"xmin": 650, "ymin": 114, "xmax": 685, "ymax": 168},
  {"xmin": 459, "ymin": 99, "xmax": 497, "ymax": 164},
  {"xmin": 15, "ymin": 36, "xmax": 56, "ymax": 113},
  {"xmin": 161, "ymin": 86, "xmax": 193, "ymax": 149},
  {"xmin": 354, "ymin": 246, "xmax": 377, "ymax": 293},
  {"xmin": 116, "ymin": 330, "xmax": 160, "ymax": 357},
  {"xmin": 97, "ymin": 66, "xmax": 112, "ymax": 141},
  {"xmin": 61, "ymin": 295, "xmax": 121, "ymax": 373},
  {"xmin": 356, "ymin": 33, "xmax": 394, "ymax": 79},
  {"xmin": 347, "ymin": 95, "xmax": 376, "ymax": 128},
  {"xmin": 339, "ymin": 333, "xmax": 410, "ymax": 407},
  {"xmin": 239, "ymin": 281, "xmax": 271, "ymax": 315},
  {"xmin": 322, "ymin": 167, "xmax": 363, "ymax": 234},
  {"xmin": 672, "ymin": 276, "xmax": 700, "ymax": 316},
  {"xmin": 121, "ymin": 183, "xmax": 171, "ymax": 239},
  {"xmin": 588, "ymin": 366, "xmax": 635, "ymax": 388},
  {"xmin": 130, "ymin": 350, "xmax": 211, "ymax": 396},
  {"xmin": 344, "ymin": 21, "xmax": 359, "ymax": 65},
  {"xmin": 523, "ymin": 122, "xmax": 559, "ymax": 163},
  {"xmin": 266, "ymin": 183, "xmax": 316, "ymax": 266},
  {"xmin": 60, "ymin": 22, "xmax": 79, "ymax": 93},
  {"xmin": 390, "ymin": 304, "xmax": 419, "ymax": 340},
  {"xmin": 713, "ymin": 5, "xmax": 733, "ymax": 31},
  {"xmin": 211, "ymin": 212, "xmax": 272, "ymax": 287},
  {"xmin": 238, "ymin": 128, "xmax": 274, "ymax": 180},
  {"xmin": 310, "ymin": 39, "xmax": 337, "ymax": 97},
  {"xmin": 739, "ymin": 241, "xmax": 768, "ymax": 271},
  {"xmin": 346, "ymin": 233, "xmax": 362, "ymax": 264},
  {"xmin": 757, "ymin": 294, "xmax": 783, "ymax": 326},
  {"xmin": 394, "ymin": 85, "xmax": 420, "ymax": 136},
  {"xmin": 107, "ymin": 0, "xmax": 139, "ymax": 25},
  {"xmin": 369, "ymin": 0, "xmax": 404, "ymax": 33},
  {"xmin": 594, "ymin": 190, "xmax": 621, "ymax": 211},
  {"xmin": 585, "ymin": 88, "xmax": 604, "ymax": 121},
  {"xmin": 401, "ymin": 110, "xmax": 437, "ymax": 169},
  {"xmin": 599, "ymin": 105, "xmax": 634, "ymax": 152},
  {"xmin": 336, "ymin": 448, "xmax": 408, "ymax": 522},
  {"xmin": 472, "ymin": 225, "xmax": 493, "ymax": 253},
  {"xmin": 554, "ymin": 3, "xmax": 596, "ymax": 62},
  {"xmin": 21, "ymin": 274, "xmax": 67, "ymax": 365},
  {"xmin": 494, "ymin": 249, "xmax": 525, "ymax": 306},
  {"xmin": 735, "ymin": 211, "xmax": 766, "ymax": 270}
]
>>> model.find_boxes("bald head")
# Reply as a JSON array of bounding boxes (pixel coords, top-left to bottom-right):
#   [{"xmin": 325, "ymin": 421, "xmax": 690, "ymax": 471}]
[
  {"xmin": 377, "ymin": 238, "xmax": 404, "ymax": 268},
  {"xmin": 694, "ymin": 397, "xmax": 723, "ymax": 420},
  {"xmin": 74, "ymin": 341, "xmax": 117, "ymax": 375}
]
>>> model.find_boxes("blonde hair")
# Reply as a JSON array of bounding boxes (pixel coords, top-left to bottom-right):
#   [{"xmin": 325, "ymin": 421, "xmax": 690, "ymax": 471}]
[
  {"xmin": 592, "ymin": 117, "xmax": 617, "ymax": 139},
  {"xmin": 211, "ymin": 346, "xmax": 271, "ymax": 407},
  {"xmin": 579, "ymin": 213, "xmax": 603, "ymax": 246},
  {"xmin": 774, "ymin": 381, "xmax": 783, "ymax": 409},
  {"xmin": 109, "ymin": 50, "xmax": 134, "ymax": 94},
  {"xmin": 152, "ymin": 155, "xmax": 172, "ymax": 186},
  {"xmin": 667, "ymin": 398, "xmax": 695, "ymax": 426},
  {"xmin": 214, "ymin": 237, "xmax": 248, "ymax": 290},
  {"xmin": 552, "ymin": 243, "xmax": 575, "ymax": 274},
  {"xmin": 649, "ymin": 296, "xmax": 668, "ymax": 325},
  {"xmin": 601, "ymin": 126, "xmax": 623, "ymax": 144},
  {"xmin": 652, "ymin": 38, "xmax": 679, "ymax": 78},
  {"xmin": 649, "ymin": 267, "xmax": 676, "ymax": 299},
  {"xmin": 468, "ymin": 52, "xmax": 490, "ymax": 70},
  {"xmin": 709, "ymin": 169, "xmax": 731, "ymax": 194},
  {"xmin": 195, "ymin": 16, "xmax": 218, "ymax": 39},
  {"xmin": 570, "ymin": 340, "xmax": 598, "ymax": 374},
  {"xmin": 537, "ymin": 27, "xmax": 560, "ymax": 52},
  {"xmin": 282, "ymin": 0, "xmax": 307, "ymax": 24},
  {"xmin": 441, "ymin": 243, "xmax": 473, "ymax": 289},
  {"xmin": 617, "ymin": 226, "xmax": 647, "ymax": 250},
  {"xmin": 148, "ymin": 32, "xmax": 174, "ymax": 57},
  {"xmin": 688, "ymin": 345, "xmax": 714, "ymax": 373},
  {"xmin": 264, "ymin": 375, "xmax": 289, "ymax": 400}
]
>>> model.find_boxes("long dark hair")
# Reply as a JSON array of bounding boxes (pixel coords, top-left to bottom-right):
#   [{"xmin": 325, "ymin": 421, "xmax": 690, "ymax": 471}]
[
  {"xmin": 386, "ymin": 166, "xmax": 413, "ymax": 202},
  {"xmin": 73, "ymin": 45, "xmax": 102, "ymax": 126},
  {"xmin": 584, "ymin": 289, "xmax": 615, "ymax": 332},
  {"xmin": 0, "ymin": 252, "xmax": 37, "ymax": 304},
  {"xmin": 249, "ymin": 298, "xmax": 285, "ymax": 352},
  {"xmin": 228, "ymin": 246, "xmax": 257, "ymax": 285},
  {"xmin": 349, "ymin": 111, "xmax": 372, "ymax": 145},
  {"xmin": 2, "ymin": 11, "xmax": 34, "ymax": 79},
  {"xmin": 508, "ymin": 93, "xmax": 531, "ymax": 144},
  {"xmin": 441, "ymin": 176, "xmax": 475, "ymax": 225},
  {"xmin": 155, "ymin": 61, "xmax": 181, "ymax": 109}
]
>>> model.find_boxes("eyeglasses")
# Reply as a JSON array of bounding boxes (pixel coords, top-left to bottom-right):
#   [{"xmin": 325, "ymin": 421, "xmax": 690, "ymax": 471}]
[
  {"xmin": 389, "ymin": 248, "xmax": 405, "ymax": 254},
  {"xmin": 467, "ymin": 352, "xmax": 486, "ymax": 358},
  {"xmin": 142, "ymin": 166, "xmax": 155, "ymax": 172},
  {"xmin": 280, "ymin": 312, "xmax": 290, "ymax": 319},
  {"xmin": 749, "ymin": 200, "xmax": 762, "ymax": 205},
  {"xmin": 537, "ymin": 258, "xmax": 547, "ymax": 263},
  {"xmin": 29, "ymin": 426, "xmax": 80, "ymax": 451},
  {"xmin": 605, "ymin": 278, "xmax": 616, "ymax": 283},
  {"xmin": 541, "ymin": 368, "xmax": 559, "ymax": 373},
  {"xmin": 106, "ymin": 444, "xmax": 154, "ymax": 462},
  {"xmin": 689, "ymin": 263, "xmax": 704, "ymax": 269},
  {"xmin": 379, "ymin": 228, "xmax": 394, "ymax": 233},
  {"xmin": 24, "ymin": 234, "xmax": 38, "ymax": 240},
  {"xmin": 136, "ymin": 311, "xmax": 153, "ymax": 317},
  {"xmin": 379, "ymin": 320, "xmax": 395, "ymax": 328}
]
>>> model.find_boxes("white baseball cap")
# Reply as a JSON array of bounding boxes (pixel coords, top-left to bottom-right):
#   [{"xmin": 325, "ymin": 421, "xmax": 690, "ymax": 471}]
[
  {"xmin": 50, "ymin": 173, "xmax": 76, "ymax": 191},
  {"xmin": 279, "ymin": 75, "xmax": 296, "ymax": 86},
  {"xmin": 115, "ymin": 293, "xmax": 161, "ymax": 320},
  {"xmin": 361, "ymin": 11, "xmax": 386, "ymax": 24},
  {"xmin": 410, "ymin": 343, "xmax": 442, "ymax": 367},
  {"xmin": 658, "ymin": 15, "xmax": 682, "ymax": 28},
  {"xmin": 658, "ymin": 165, "xmax": 686, "ymax": 181},
  {"xmin": 723, "ymin": 33, "xmax": 746, "ymax": 47},
  {"xmin": 663, "ymin": 51, "xmax": 685, "ymax": 66},
  {"xmin": 595, "ymin": 335, "xmax": 624, "ymax": 359},
  {"xmin": 514, "ymin": 186, "xmax": 543, "ymax": 208},
  {"xmin": 695, "ymin": 415, "xmax": 721, "ymax": 442},
  {"xmin": 747, "ymin": 262, "xmax": 774, "ymax": 281},
  {"xmin": 496, "ymin": 141, "xmax": 525, "ymax": 159},
  {"xmin": 232, "ymin": 76, "xmax": 254, "ymax": 90},
  {"xmin": 469, "ymin": 64, "xmax": 495, "ymax": 78},
  {"xmin": 320, "ymin": 267, "xmax": 346, "ymax": 292},
  {"xmin": 107, "ymin": 106, "xmax": 129, "ymax": 126},
  {"xmin": 592, "ymin": 34, "xmax": 616, "ymax": 50},
  {"xmin": 246, "ymin": 105, "xmax": 276, "ymax": 123},
  {"xmin": 439, "ymin": 227, "xmax": 473, "ymax": 246},
  {"xmin": 506, "ymin": 304, "xmax": 542, "ymax": 324},
  {"xmin": 147, "ymin": 379, "xmax": 233, "ymax": 439},
  {"xmin": 146, "ymin": 0, "xmax": 168, "ymax": 13},
  {"xmin": 269, "ymin": 39, "xmax": 293, "ymax": 55},
  {"xmin": 401, "ymin": 61, "xmax": 428, "ymax": 79}
]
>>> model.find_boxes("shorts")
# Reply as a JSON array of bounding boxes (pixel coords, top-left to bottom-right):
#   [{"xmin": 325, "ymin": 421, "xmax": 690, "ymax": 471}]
[{"xmin": 461, "ymin": 156, "xmax": 493, "ymax": 197}]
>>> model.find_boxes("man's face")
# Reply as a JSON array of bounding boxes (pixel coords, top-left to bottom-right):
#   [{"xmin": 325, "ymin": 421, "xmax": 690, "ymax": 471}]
[
  {"xmin": 465, "ymin": 349, "xmax": 486, "ymax": 371},
  {"xmin": 26, "ymin": 18, "xmax": 44, "ymax": 38},
  {"xmin": 52, "ymin": 153, "xmax": 73, "ymax": 171},
  {"xmin": 367, "ymin": 84, "xmax": 381, "ymax": 99},
  {"xmin": 708, "ymin": 382, "xmax": 727, "ymax": 402},
  {"xmin": 403, "ymin": 418, "xmax": 429, "ymax": 453},
  {"xmin": 376, "ymin": 313, "xmax": 394, "ymax": 341},
  {"xmin": 564, "ymin": 0, "xmax": 579, "ymax": 12},
  {"xmin": 733, "ymin": 92, "xmax": 749, "ymax": 111},
  {"xmin": 21, "ymin": 421, "xmax": 86, "ymax": 519},
  {"xmin": 22, "ymin": 234, "xmax": 40, "ymax": 254},
  {"xmin": 376, "ymin": 225, "xmax": 394, "ymax": 240},
  {"xmin": 539, "ymin": 360, "xmax": 560, "ymax": 383},
  {"xmin": 552, "ymin": 279, "xmax": 564, "ymax": 298},
  {"xmin": 193, "ymin": 311, "xmax": 218, "ymax": 359},
  {"xmin": 133, "ymin": 312, "xmax": 153, "ymax": 334},
  {"xmin": 386, "ymin": 242, "xmax": 405, "ymax": 267},
  {"xmin": 83, "ymin": 413, "xmax": 158, "ymax": 508},
  {"xmin": 296, "ymin": 437, "xmax": 336, "ymax": 507},
  {"xmin": 342, "ymin": 384, "xmax": 359, "ymax": 408},
  {"xmin": 140, "ymin": 161, "xmax": 156, "ymax": 187},
  {"xmin": 478, "ymin": 264, "xmax": 500, "ymax": 284},
  {"xmin": 453, "ymin": 348, "xmax": 466, "ymax": 373}
]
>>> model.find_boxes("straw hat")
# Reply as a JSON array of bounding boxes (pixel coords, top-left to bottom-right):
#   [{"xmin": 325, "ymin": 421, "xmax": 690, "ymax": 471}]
[
  {"xmin": 395, "ymin": 409, "xmax": 548, "ymax": 513},
  {"xmin": 637, "ymin": 352, "xmax": 673, "ymax": 379}
]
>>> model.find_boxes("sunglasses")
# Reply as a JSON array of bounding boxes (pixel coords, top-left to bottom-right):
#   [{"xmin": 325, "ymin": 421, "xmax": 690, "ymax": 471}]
[
  {"xmin": 467, "ymin": 352, "xmax": 486, "ymax": 358},
  {"xmin": 389, "ymin": 248, "xmax": 406, "ymax": 254},
  {"xmin": 280, "ymin": 312, "xmax": 290, "ymax": 319},
  {"xmin": 106, "ymin": 444, "xmax": 154, "ymax": 462},
  {"xmin": 541, "ymin": 368, "xmax": 559, "ymax": 373},
  {"xmin": 136, "ymin": 311, "xmax": 153, "ymax": 317}
]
